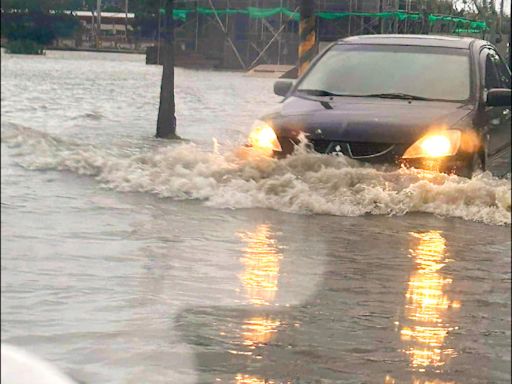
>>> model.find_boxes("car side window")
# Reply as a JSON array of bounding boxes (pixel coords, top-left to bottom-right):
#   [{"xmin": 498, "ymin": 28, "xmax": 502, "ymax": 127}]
[
  {"xmin": 483, "ymin": 50, "xmax": 502, "ymax": 90},
  {"xmin": 492, "ymin": 51, "xmax": 511, "ymax": 89}
]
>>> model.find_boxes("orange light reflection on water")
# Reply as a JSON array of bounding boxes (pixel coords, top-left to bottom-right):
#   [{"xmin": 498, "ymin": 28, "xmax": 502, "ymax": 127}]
[
  {"xmin": 234, "ymin": 374, "xmax": 276, "ymax": 384},
  {"xmin": 399, "ymin": 231, "xmax": 460, "ymax": 372},
  {"xmin": 239, "ymin": 224, "xmax": 283, "ymax": 306},
  {"xmin": 412, "ymin": 379, "xmax": 457, "ymax": 384},
  {"xmin": 384, "ymin": 376, "xmax": 457, "ymax": 384},
  {"xmin": 233, "ymin": 225, "xmax": 283, "ymax": 381},
  {"xmin": 241, "ymin": 316, "xmax": 281, "ymax": 348}
]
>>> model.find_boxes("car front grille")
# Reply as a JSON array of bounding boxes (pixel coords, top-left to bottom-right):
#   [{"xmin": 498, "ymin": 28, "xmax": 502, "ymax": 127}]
[
  {"xmin": 310, "ymin": 140, "xmax": 400, "ymax": 160},
  {"xmin": 312, "ymin": 140, "xmax": 332, "ymax": 153}
]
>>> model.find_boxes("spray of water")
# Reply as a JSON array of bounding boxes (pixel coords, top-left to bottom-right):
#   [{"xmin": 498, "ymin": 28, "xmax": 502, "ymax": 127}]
[{"xmin": 2, "ymin": 125, "xmax": 510, "ymax": 225}]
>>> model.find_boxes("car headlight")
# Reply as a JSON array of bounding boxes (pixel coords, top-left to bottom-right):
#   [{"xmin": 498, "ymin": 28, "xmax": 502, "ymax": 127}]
[
  {"xmin": 402, "ymin": 130, "xmax": 461, "ymax": 159},
  {"xmin": 247, "ymin": 120, "xmax": 282, "ymax": 152}
]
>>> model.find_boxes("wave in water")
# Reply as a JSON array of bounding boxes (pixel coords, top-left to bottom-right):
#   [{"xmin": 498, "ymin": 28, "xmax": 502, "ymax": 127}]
[{"xmin": 2, "ymin": 125, "xmax": 511, "ymax": 225}]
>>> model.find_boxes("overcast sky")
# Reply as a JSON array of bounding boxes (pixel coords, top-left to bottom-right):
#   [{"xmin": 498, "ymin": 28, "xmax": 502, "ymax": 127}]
[
  {"xmin": 454, "ymin": 0, "xmax": 511, "ymax": 16},
  {"xmin": 504, "ymin": 0, "xmax": 511, "ymax": 16}
]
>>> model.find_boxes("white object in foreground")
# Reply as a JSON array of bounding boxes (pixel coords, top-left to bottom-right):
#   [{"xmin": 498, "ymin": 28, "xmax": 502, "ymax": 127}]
[{"xmin": 1, "ymin": 343, "xmax": 77, "ymax": 384}]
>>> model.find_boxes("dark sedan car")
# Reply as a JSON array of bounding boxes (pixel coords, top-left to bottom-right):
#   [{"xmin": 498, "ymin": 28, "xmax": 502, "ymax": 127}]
[{"xmin": 248, "ymin": 35, "xmax": 511, "ymax": 177}]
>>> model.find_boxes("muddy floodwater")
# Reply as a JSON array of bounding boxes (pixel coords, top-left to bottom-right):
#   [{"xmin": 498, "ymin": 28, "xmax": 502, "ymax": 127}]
[{"xmin": 1, "ymin": 51, "xmax": 511, "ymax": 384}]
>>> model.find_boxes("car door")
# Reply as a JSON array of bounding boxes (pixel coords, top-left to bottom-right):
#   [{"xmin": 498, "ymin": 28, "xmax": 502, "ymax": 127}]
[{"xmin": 480, "ymin": 47, "xmax": 511, "ymax": 175}]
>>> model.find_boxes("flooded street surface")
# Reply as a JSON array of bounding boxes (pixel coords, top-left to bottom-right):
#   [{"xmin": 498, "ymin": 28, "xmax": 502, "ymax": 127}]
[{"xmin": 1, "ymin": 51, "xmax": 511, "ymax": 384}]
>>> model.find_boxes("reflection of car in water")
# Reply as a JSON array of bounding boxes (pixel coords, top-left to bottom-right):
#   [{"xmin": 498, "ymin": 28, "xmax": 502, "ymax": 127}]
[
  {"xmin": 248, "ymin": 35, "xmax": 511, "ymax": 178},
  {"xmin": 175, "ymin": 222, "xmax": 508, "ymax": 383}
]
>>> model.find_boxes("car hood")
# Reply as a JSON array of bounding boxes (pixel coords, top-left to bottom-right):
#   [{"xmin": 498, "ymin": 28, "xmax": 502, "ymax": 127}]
[{"xmin": 268, "ymin": 96, "xmax": 474, "ymax": 144}]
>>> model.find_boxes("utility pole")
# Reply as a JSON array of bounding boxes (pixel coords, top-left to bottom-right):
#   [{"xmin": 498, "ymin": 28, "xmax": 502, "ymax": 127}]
[
  {"xmin": 421, "ymin": 7, "xmax": 430, "ymax": 34},
  {"xmin": 125, "ymin": 0, "xmax": 129, "ymax": 43},
  {"xmin": 379, "ymin": 0, "xmax": 384, "ymax": 34},
  {"xmin": 497, "ymin": 0, "xmax": 504, "ymax": 42},
  {"xmin": 278, "ymin": 0, "xmax": 283, "ymax": 64},
  {"xmin": 96, "ymin": 0, "xmax": 101, "ymax": 48},
  {"xmin": 194, "ymin": 0, "xmax": 199, "ymax": 51},
  {"xmin": 508, "ymin": 29, "xmax": 511, "ymax": 66},
  {"xmin": 298, "ymin": 0, "xmax": 316, "ymax": 76},
  {"xmin": 156, "ymin": 0, "xmax": 178, "ymax": 139},
  {"xmin": 488, "ymin": 18, "xmax": 497, "ymax": 43},
  {"xmin": 157, "ymin": 5, "xmax": 162, "ymax": 64}
]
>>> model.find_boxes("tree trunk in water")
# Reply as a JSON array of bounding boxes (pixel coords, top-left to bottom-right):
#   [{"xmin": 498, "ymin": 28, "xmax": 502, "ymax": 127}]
[{"xmin": 156, "ymin": 0, "xmax": 178, "ymax": 139}]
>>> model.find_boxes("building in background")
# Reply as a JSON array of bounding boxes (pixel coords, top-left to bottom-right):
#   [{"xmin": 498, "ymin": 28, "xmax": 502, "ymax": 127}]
[
  {"xmin": 69, "ymin": 10, "xmax": 135, "ymax": 48},
  {"xmin": 1, "ymin": 0, "xmax": 501, "ymax": 67}
]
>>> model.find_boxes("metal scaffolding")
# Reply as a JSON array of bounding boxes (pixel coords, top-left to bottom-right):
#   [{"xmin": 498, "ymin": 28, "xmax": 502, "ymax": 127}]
[
  {"xmin": 171, "ymin": 0, "xmax": 301, "ymax": 69},
  {"xmin": 169, "ymin": 0, "xmax": 486, "ymax": 70}
]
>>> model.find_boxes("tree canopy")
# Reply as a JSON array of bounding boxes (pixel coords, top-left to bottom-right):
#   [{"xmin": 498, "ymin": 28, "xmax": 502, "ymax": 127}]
[
  {"xmin": 1, "ymin": 0, "xmax": 85, "ymax": 12},
  {"xmin": 0, "ymin": 0, "xmax": 162, "ymax": 13}
]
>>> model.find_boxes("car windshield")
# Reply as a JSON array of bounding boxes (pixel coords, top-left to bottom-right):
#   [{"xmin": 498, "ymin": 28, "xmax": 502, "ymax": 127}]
[{"xmin": 297, "ymin": 44, "xmax": 471, "ymax": 101}]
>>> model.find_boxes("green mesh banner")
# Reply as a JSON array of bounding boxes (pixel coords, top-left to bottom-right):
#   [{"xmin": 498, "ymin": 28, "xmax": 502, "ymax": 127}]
[
  {"xmin": 247, "ymin": 7, "xmax": 299, "ymax": 20},
  {"xmin": 196, "ymin": 7, "xmax": 244, "ymax": 16},
  {"xmin": 316, "ymin": 11, "xmax": 412, "ymax": 20},
  {"xmin": 167, "ymin": 7, "xmax": 488, "ymax": 32},
  {"xmin": 454, "ymin": 28, "xmax": 485, "ymax": 34},
  {"xmin": 173, "ymin": 9, "xmax": 189, "ymax": 20}
]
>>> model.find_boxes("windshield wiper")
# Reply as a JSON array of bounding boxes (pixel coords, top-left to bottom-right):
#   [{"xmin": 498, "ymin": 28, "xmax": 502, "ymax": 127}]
[
  {"xmin": 298, "ymin": 90, "xmax": 433, "ymax": 100},
  {"xmin": 297, "ymin": 89, "xmax": 343, "ymax": 97},
  {"xmin": 361, "ymin": 92, "xmax": 431, "ymax": 101}
]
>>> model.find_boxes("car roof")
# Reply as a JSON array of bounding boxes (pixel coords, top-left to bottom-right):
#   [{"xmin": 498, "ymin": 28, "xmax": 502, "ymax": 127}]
[{"xmin": 337, "ymin": 34, "xmax": 486, "ymax": 49}]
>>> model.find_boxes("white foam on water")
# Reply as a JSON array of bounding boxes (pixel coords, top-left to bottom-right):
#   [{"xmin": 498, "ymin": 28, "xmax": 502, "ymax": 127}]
[{"xmin": 2, "ymin": 125, "xmax": 511, "ymax": 226}]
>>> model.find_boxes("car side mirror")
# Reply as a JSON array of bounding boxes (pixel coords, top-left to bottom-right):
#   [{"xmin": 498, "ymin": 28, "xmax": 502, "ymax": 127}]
[
  {"xmin": 274, "ymin": 80, "xmax": 293, "ymax": 97},
  {"xmin": 486, "ymin": 88, "xmax": 511, "ymax": 107}
]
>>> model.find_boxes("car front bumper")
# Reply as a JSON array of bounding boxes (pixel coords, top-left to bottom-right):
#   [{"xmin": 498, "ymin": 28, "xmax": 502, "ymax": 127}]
[{"xmin": 275, "ymin": 136, "xmax": 472, "ymax": 175}]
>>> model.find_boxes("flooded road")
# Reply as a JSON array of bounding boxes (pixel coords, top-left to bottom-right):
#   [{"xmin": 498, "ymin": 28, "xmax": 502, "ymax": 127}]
[{"xmin": 1, "ymin": 51, "xmax": 510, "ymax": 384}]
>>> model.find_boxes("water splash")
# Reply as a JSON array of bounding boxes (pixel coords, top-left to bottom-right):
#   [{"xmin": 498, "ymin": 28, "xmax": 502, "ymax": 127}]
[{"xmin": 2, "ymin": 125, "xmax": 510, "ymax": 225}]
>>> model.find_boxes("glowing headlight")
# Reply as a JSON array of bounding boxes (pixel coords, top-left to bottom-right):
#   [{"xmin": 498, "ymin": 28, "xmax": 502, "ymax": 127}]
[
  {"xmin": 402, "ymin": 130, "xmax": 461, "ymax": 159},
  {"xmin": 247, "ymin": 120, "xmax": 282, "ymax": 152}
]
